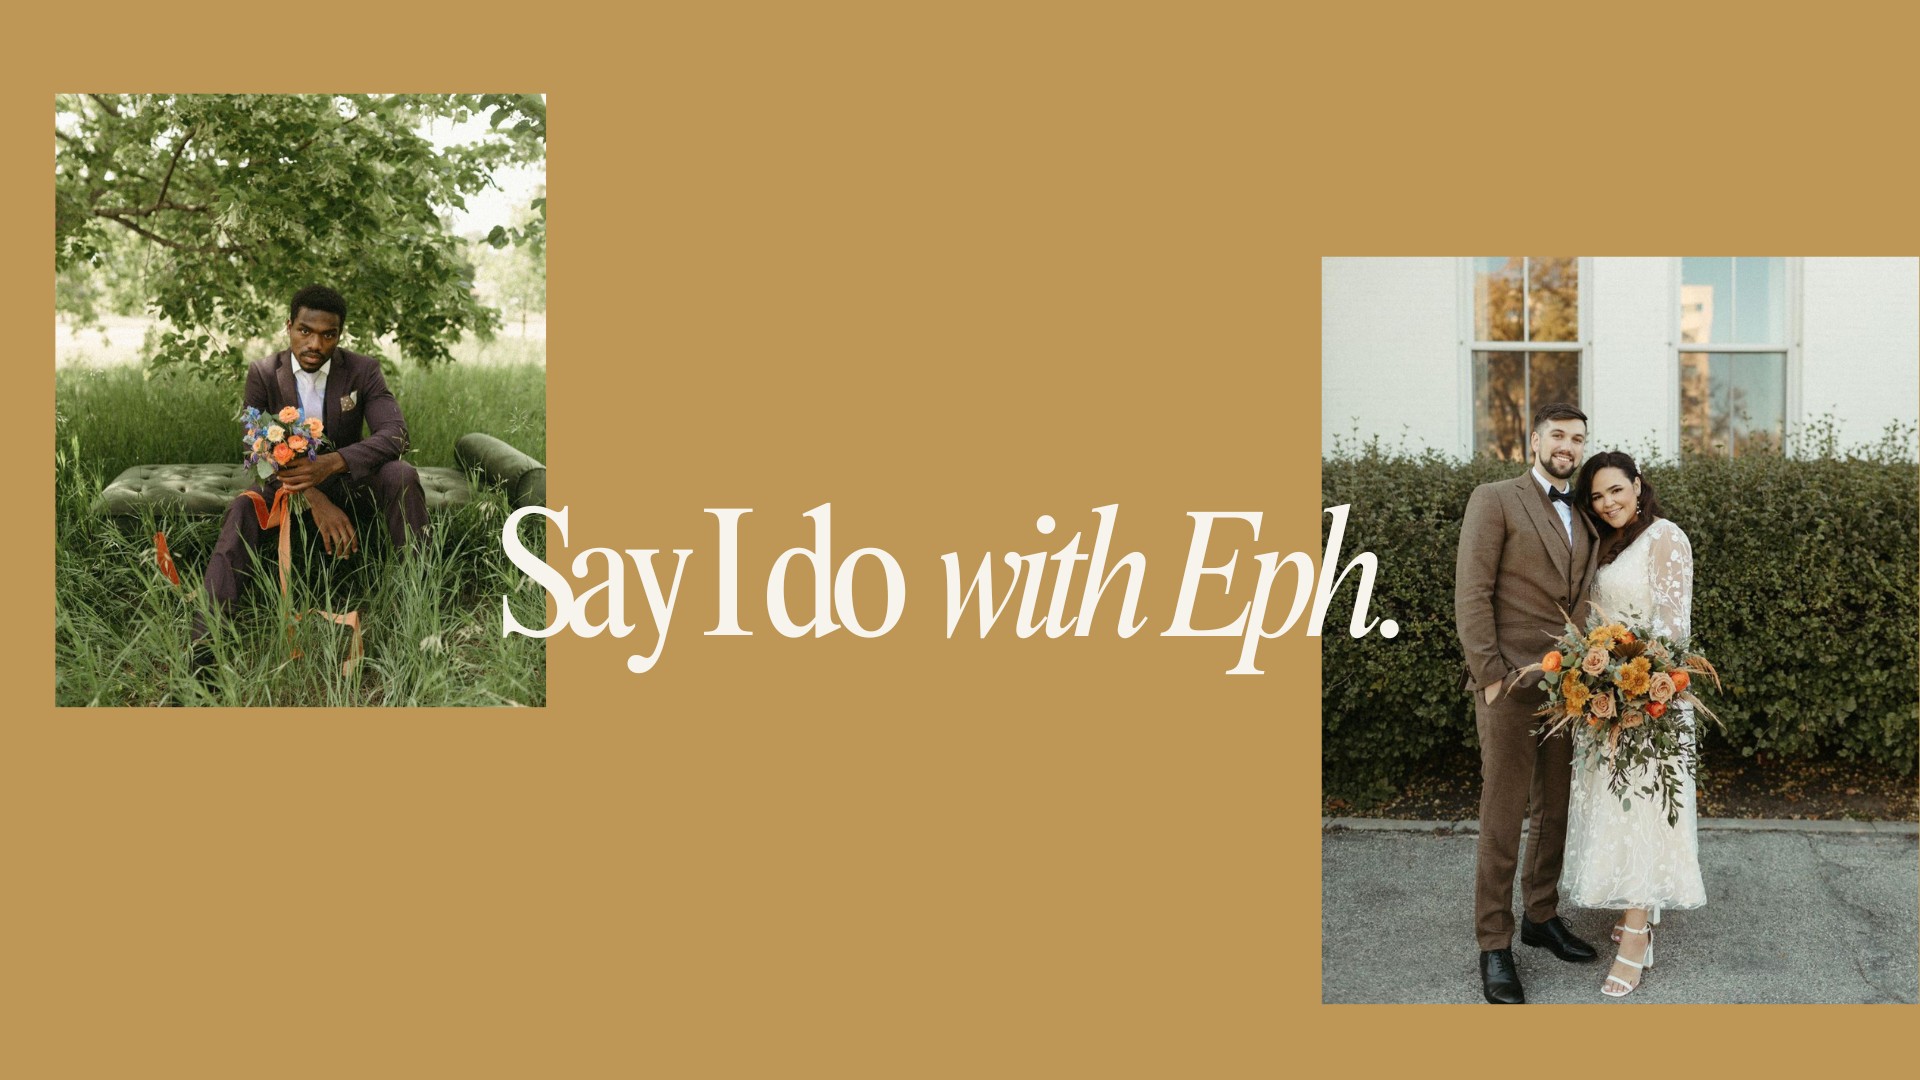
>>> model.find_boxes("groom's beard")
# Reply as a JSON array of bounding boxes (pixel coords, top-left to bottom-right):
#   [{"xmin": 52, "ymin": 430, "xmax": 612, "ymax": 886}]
[{"xmin": 1536, "ymin": 451, "xmax": 1578, "ymax": 480}]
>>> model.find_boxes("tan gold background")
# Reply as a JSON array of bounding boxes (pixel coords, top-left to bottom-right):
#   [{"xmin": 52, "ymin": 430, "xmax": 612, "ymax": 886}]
[{"xmin": 8, "ymin": 4, "xmax": 1918, "ymax": 1076}]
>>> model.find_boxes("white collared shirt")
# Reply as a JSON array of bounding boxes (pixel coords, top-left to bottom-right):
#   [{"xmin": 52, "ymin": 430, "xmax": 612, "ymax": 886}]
[
  {"xmin": 294, "ymin": 357, "xmax": 331, "ymax": 422},
  {"xmin": 1532, "ymin": 466, "xmax": 1574, "ymax": 545}
]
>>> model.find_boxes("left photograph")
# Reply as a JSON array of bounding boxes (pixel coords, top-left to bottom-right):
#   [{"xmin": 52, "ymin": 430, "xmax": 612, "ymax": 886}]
[{"xmin": 54, "ymin": 93, "xmax": 549, "ymax": 707}]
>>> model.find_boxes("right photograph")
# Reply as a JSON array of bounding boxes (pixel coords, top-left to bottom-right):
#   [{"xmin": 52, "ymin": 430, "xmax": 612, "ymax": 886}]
[{"xmin": 1318, "ymin": 257, "xmax": 1920, "ymax": 1004}]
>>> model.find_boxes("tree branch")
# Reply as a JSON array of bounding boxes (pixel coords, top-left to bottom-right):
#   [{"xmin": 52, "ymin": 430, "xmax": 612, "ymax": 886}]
[
  {"xmin": 91, "ymin": 200, "xmax": 212, "ymax": 218},
  {"xmin": 92, "ymin": 210, "xmax": 239, "ymax": 255},
  {"xmin": 154, "ymin": 130, "xmax": 191, "ymax": 210},
  {"xmin": 86, "ymin": 94, "xmax": 123, "ymax": 118}
]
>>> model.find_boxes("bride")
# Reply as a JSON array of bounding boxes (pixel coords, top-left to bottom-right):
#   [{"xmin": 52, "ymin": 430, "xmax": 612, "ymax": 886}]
[{"xmin": 1561, "ymin": 451, "xmax": 1706, "ymax": 998}]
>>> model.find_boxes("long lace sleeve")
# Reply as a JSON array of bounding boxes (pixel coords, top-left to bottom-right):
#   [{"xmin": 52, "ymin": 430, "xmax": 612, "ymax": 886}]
[{"xmin": 1646, "ymin": 521, "xmax": 1693, "ymax": 645}]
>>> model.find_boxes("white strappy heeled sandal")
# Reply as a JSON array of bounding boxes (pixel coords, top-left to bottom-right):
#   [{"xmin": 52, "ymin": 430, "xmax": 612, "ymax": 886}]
[
  {"xmin": 1601, "ymin": 924, "xmax": 1653, "ymax": 998},
  {"xmin": 1610, "ymin": 906, "xmax": 1660, "ymax": 943}
]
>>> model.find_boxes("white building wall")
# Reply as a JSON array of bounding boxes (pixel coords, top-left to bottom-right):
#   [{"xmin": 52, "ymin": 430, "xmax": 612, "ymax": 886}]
[
  {"xmin": 1800, "ymin": 257, "xmax": 1920, "ymax": 452},
  {"xmin": 1321, "ymin": 258, "xmax": 1457, "ymax": 456},
  {"xmin": 1324, "ymin": 256, "xmax": 1918, "ymax": 461},
  {"xmin": 1586, "ymin": 257, "xmax": 1673, "ymax": 459}
]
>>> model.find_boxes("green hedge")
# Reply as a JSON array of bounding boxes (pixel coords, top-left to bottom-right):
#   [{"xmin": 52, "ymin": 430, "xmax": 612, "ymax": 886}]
[{"xmin": 1320, "ymin": 435, "xmax": 1919, "ymax": 806}]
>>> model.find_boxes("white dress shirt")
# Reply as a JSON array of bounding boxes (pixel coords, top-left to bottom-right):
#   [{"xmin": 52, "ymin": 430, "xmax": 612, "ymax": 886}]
[
  {"xmin": 1532, "ymin": 465, "xmax": 1574, "ymax": 546},
  {"xmin": 294, "ymin": 358, "xmax": 330, "ymax": 423}
]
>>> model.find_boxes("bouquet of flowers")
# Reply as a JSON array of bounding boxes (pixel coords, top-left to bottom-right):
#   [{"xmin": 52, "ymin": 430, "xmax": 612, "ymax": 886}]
[
  {"xmin": 243, "ymin": 405, "xmax": 329, "ymax": 481},
  {"xmin": 1516, "ymin": 606, "xmax": 1722, "ymax": 826}
]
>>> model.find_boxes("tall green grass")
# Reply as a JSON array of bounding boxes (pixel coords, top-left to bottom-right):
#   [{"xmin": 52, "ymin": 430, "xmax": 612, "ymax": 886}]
[{"xmin": 54, "ymin": 362, "xmax": 548, "ymax": 707}]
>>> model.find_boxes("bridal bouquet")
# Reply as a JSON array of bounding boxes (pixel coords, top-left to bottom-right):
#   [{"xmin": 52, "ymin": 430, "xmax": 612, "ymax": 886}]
[
  {"xmin": 242, "ymin": 405, "xmax": 329, "ymax": 481},
  {"xmin": 1518, "ymin": 607, "xmax": 1721, "ymax": 826}
]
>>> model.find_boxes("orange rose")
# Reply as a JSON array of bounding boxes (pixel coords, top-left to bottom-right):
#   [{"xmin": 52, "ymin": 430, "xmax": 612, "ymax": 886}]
[
  {"xmin": 287, "ymin": 434, "xmax": 308, "ymax": 453},
  {"xmin": 272, "ymin": 443, "xmax": 295, "ymax": 466},
  {"xmin": 278, "ymin": 406, "xmax": 301, "ymax": 424},
  {"xmin": 1670, "ymin": 671, "xmax": 1690, "ymax": 693},
  {"xmin": 305, "ymin": 416, "xmax": 325, "ymax": 436},
  {"xmin": 1618, "ymin": 630, "xmax": 1634, "ymax": 645},
  {"xmin": 1646, "ymin": 700, "xmax": 1668, "ymax": 719},
  {"xmin": 1541, "ymin": 651, "xmax": 1563, "ymax": 673},
  {"xmin": 253, "ymin": 437, "xmax": 268, "ymax": 454}
]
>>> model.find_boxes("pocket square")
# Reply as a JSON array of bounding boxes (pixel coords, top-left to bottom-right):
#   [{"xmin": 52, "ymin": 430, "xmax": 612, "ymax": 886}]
[{"xmin": 340, "ymin": 390, "xmax": 358, "ymax": 412}]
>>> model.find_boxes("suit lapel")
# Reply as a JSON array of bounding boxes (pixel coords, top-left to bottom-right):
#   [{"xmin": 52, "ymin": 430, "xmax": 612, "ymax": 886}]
[
  {"xmin": 274, "ymin": 351, "xmax": 298, "ymax": 412},
  {"xmin": 323, "ymin": 351, "xmax": 352, "ymax": 440},
  {"xmin": 1573, "ymin": 503, "xmax": 1598, "ymax": 592},
  {"xmin": 1514, "ymin": 472, "xmax": 1572, "ymax": 581}
]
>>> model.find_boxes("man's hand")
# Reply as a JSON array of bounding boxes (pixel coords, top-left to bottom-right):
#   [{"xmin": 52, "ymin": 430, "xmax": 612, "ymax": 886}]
[
  {"xmin": 279, "ymin": 451, "xmax": 346, "ymax": 494},
  {"xmin": 1483, "ymin": 682, "xmax": 1501, "ymax": 705},
  {"xmin": 306, "ymin": 490, "xmax": 359, "ymax": 558}
]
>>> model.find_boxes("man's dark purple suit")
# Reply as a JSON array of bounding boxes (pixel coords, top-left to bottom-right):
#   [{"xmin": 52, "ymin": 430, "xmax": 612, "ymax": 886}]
[{"xmin": 203, "ymin": 348, "xmax": 428, "ymax": 618}]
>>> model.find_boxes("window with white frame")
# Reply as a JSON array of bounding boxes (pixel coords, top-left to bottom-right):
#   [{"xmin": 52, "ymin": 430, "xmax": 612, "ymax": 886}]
[
  {"xmin": 1679, "ymin": 257, "xmax": 1790, "ymax": 456},
  {"xmin": 1468, "ymin": 257, "xmax": 1582, "ymax": 461}
]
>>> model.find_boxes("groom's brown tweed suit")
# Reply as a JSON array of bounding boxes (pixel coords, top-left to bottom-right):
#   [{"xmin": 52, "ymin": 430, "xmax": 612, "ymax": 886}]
[{"xmin": 1456, "ymin": 470, "xmax": 1599, "ymax": 952}]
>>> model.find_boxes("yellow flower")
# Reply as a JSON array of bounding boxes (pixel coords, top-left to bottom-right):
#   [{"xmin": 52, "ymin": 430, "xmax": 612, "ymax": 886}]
[
  {"xmin": 1613, "ymin": 656, "xmax": 1652, "ymax": 698},
  {"xmin": 266, "ymin": 424, "xmax": 285, "ymax": 442},
  {"xmin": 1586, "ymin": 622, "xmax": 1632, "ymax": 650},
  {"xmin": 1562, "ymin": 676, "xmax": 1591, "ymax": 713}
]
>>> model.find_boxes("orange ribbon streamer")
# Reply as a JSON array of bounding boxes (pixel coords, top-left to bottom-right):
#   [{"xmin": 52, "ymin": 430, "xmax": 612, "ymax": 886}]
[
  {"xmin": 242, "ymin": 487, "xmax": 364, "ymax": 676},
  {"xmin": 155, "ymin": 532, "xmax": 181, "ymax": 587}
]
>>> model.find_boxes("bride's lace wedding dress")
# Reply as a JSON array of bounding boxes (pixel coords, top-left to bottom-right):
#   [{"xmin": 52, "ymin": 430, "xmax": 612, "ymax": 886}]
[{"xmin": 1560, "ymin": 517, "xmax": 1706, "ymax": 914}]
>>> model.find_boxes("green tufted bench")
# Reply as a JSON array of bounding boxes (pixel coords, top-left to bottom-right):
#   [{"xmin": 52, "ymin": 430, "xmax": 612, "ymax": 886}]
[{"xmin": 92, "ymin": 433, "xmax": 546, "ymax": 516}]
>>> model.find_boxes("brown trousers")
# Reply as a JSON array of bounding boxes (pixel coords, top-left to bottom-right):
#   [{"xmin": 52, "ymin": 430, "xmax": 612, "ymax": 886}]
[
  {"xmin": 1473, "ymin": 687, "xmax": 1573, "ymax": 951},
  {"xmin": 201, "ymin": 459, "xmax": 428, "ymax": 621}
]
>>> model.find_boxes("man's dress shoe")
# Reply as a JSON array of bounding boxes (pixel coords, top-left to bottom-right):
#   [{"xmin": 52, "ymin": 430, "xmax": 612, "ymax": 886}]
[
  {"xmin": 1480, "ymin": 948, "xmax": 1524, "ymax": 1004},
  {"xmin": 1520, "ymin": 915, "xmax": 1598, "ymax": 962}
]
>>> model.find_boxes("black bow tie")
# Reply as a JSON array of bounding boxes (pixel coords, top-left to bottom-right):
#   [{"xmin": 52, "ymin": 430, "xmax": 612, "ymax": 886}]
[{"xmin": 1548, "ymin": 487, "xmax": 1574, "ymax": 505}]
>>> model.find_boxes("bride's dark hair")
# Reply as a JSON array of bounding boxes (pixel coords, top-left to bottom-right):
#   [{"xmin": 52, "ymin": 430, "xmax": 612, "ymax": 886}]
[{"xmin": 1576, "ymin": 450, "xmax": 1666, "ymax": 568}]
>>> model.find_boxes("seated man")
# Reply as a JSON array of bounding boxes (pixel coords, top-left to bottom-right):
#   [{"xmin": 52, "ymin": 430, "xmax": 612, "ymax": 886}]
[{"xmin": 195, "ymin": 284, "xmax": 428, "ymax": 655}]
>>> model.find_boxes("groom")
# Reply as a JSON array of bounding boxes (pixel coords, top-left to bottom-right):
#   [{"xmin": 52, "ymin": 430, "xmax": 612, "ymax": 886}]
[{"xmin": 1455, "ymin": 402, "xmax": 1601, "ymax": 1004}]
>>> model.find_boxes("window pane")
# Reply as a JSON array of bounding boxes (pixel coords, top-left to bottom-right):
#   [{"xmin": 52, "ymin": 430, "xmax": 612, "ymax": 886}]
[
  {"xmin": 1473, "ymin": 350, "xmax": 1527, "ymax": 460},
  {"xmin": 1733, "ymin": 256, "xmax": 1787, "ymax": 344},
  {"xmin": 1680, "ymin": 257, "xmax": 1732, "ymax": 344},
  {"xmin": 1527, "ymin": 257, "xmax": 1579, "ymax": 342},
  {"xmin": 1474, "ymin": 350, "xmax": 1582, "ymax": 461},
  {"xmin": 1528, "ymin": 351, "xmax": 1580, "ymax": 418},
  {"xmin": 1726, "ymin": 350, "xmax": 1786, "ymax": 452},
  {"xmin": 1683, "ymin": 256, "xmax": 1786, "ymax": 345},
  {"xmin": 1680, "ymin": 351, "xmax": 1786, "ymax": 455},
  {"xmin": 1474, "ymin": 257, "xmax": 1524, "ymax": 342}
]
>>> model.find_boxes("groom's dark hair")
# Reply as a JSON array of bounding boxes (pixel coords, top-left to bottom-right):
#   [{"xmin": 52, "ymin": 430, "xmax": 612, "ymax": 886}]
[{"xmin": 1531, "ymin": 402, "xmax": 1587, "ymax": 431}]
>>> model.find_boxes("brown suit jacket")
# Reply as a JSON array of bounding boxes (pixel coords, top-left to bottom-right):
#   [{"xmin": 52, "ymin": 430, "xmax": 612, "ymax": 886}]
[
  {"xmin": 243, "ymin": 348, "xmax": 409, "ymax": 485},
  {"xmin": 1455, "ymin": 470, "xmax": 1600, "ymax": 700}
]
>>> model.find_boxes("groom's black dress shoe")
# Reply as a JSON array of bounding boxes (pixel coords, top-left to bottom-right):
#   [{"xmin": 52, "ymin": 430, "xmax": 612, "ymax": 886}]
[
  {"xmin": 1520, "ymin": 915, "xmax": 1598, "ymax": 962},
  {"xmin": 1480, "ymin": 948, "xmax": 1524, "ymax": 1004}
]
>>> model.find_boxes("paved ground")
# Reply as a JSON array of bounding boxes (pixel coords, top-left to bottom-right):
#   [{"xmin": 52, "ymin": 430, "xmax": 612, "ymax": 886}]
[{"xmin": 1321, "ymin": 819, "xmax": 1919, "ymax": 1004}]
